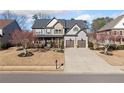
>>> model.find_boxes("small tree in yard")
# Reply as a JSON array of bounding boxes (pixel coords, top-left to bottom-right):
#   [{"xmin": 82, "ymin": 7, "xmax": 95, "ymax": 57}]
[
  {"xmin": 96, "ymin": 32, "xmax": 123, "ymax": 55},
  {"xmin": 11, "ymin": 30, "xmax": 34, "ymax": 56}
]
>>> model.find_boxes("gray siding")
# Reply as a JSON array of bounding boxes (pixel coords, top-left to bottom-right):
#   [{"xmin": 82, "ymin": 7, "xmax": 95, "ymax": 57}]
[{"xmin": 2, "ymin": 21, "xmax": 21, "ymax": 44}]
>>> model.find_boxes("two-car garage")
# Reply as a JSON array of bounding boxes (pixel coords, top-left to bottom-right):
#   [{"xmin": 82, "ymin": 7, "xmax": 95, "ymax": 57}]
[
  {"xmin": 65, "ymin": 39, "xmax": 86, "ymax": 48},
  {"xmin": 64, "ymin": 31, "xmax": 88, "ymax": 48}
]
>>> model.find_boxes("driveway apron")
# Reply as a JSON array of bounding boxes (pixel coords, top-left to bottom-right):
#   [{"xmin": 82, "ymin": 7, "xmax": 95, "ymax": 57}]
[{"xmin": 64, "ymin": 48, "xmax": 123, "ymax": 73}]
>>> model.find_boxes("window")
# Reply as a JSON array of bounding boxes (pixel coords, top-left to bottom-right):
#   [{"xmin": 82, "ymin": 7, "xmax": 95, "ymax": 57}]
[
  {"xmin": 73, "ymin": 27, "xmax": 79, "ymax": 31},
  {"xmin": 54, "ymin": 29, "xmax": 58, "ymax": 34},
  {"xmin": 109, "ymin": 32, "xmax": 111, "ymax": 35},
  {"xmin": 39, "ymin": 31, "xmax": 42, "ymax": 35},
  {"xmin": 36, "ymin": 29, "xmax": 42, "ymax": 35},
  {"xmin": 40, "ymin": 29, "xmax": 43, "ymax": 34},
  {"xmin": 120, "ymin": 31, "xmax": 122, "ymax": 35},
  {"xmin": 114, "ymin": 31, "xmax": 116, "ymax": 35},
  {"xmin": 54, "ymin": 29, "xmax": 63, "ymax": 34},
  {"xmin": 59, "ymin": 29, "xmax": 63, "ymax": 34},
  {"xmin": 46, "ymin": 29, "xmax": 51, "ymax": 34}
]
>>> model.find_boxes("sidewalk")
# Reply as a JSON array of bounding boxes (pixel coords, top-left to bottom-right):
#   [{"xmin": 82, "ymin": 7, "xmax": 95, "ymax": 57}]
[{"xmin": 0, "ymin": 66, "xmax": 63, "ymax": 71}]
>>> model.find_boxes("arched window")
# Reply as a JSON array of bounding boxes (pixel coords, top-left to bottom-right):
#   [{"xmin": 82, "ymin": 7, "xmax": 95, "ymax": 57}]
[{"xmin": 73, "ymin": 27, "xmax": 79, "ymax": 31}]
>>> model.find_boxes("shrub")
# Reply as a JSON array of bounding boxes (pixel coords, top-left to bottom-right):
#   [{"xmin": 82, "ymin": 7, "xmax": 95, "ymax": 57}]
[
  {"xmin": 57, "ymin": 49, "xmax": 64, "ymax": 53},
  {"xmin": 108, "ymin": 44, "xmax": 117, "ymax": 51},
  {"xmin": 0, "ymin": 43, "xmax": 11, "ymax": 50},
  {"xmin": 60, "ymin": 40, "xmax": 64, "ymax": 49},
  {"xmin": 18, "ymin": 51, "xmax": 34, "ymax": 57},
  {"xmin": 88, "ymin": 41, "xmax": 93, "ymax": 48},
  {"xmin": 88, "ymin": 42, "xmax": 94, "ymax": 50},
  {"xmin": 54, "ymin": 48, "xmax": 64, "ymax": 53},
  {"xmin": 117, "ymin": 45, "xmax": 124, "ymax": 50}
]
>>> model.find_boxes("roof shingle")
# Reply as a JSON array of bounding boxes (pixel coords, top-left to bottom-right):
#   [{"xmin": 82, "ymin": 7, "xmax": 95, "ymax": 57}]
[
  {"xmin": 32, "ymin": 19, "xmax": 87, "ymax": 30},
  {"xmin": 0, "ymin": 19, "xmax": 15, "ymax": 29}
]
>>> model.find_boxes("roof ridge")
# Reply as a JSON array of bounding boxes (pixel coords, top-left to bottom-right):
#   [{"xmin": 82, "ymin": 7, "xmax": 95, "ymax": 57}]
[
  {"xmin": 112, "ymin": 14, "xmax": 124, "ymax": 28},
  {"xmin": 32, "ymin": 18, "xmax": 86, "ymax": 29},
  {"xmin": 98, "ymin": 14, "xmax": 124, "ymax": 31}
]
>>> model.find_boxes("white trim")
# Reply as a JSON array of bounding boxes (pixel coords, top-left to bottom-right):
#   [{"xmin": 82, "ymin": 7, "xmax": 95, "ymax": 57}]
[
  {"xmin": 114, "ymin": 16, "xmax": 124, "ymax": 29},
  {"xmin": 0, "ymin": 29, "xmax": 2, "ymax": 36},
  {"xmin": 66, "ymin": 24, "xmax": 81, "ymax": 35},
  {"xmin": 47, "ymin": 18, "xmax": 58, "ymax": 27}
]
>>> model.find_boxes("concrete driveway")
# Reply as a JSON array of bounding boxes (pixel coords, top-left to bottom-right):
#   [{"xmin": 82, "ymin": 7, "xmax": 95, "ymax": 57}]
[{"xmin": 64, "ymin": 48, "xmax": 123, "ymax": 73}]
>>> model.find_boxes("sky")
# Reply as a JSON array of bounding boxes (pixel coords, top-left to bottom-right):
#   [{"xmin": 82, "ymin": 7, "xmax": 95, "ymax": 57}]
[{"xmin": 0, "ymin": 10, "xmax": 124, "ymax": 30}]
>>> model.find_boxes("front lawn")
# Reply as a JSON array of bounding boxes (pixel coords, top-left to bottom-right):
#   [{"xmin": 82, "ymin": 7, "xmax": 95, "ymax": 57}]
[
  {"xmin": 95, "ymin": 50, "xmax": 124, "ymax": 66},
  {"xmin": 0, "ymin": 47, "xmax": 64, "ymax": 66}
]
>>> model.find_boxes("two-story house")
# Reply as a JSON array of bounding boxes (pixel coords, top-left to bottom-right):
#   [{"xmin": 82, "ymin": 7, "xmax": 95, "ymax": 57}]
[
  {"xmin": 32, "ymin": 18, "xmax": 88, "ymax": 48},
  {"xmin": 97, "ymin": 15, "xmax": 124, "ymax": 45},
  {"xmin": 0, "ymin": 19, "xmax": 21, "ymax": 46}
]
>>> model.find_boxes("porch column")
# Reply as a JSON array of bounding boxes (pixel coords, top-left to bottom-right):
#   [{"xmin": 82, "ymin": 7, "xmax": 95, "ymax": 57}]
[
  {"xmin": 120, "ymin": 36, "xmax": 122, "ymax": 45},
  {"xmin": 52, "ymin": 38, "xmax": 53, "ymax": 43},
  {"xmin": 60, "ymin": 38, "xmax": 63, "ymax": 48},
  {"xmin": 51, "ymin": 38, "xmax": 53, "ymax": 47},
  {"xmin": 86, "ymin": 36, "xmax": 88, "ymax": 48},
  {"xmin": 43, "ymin": 38, "xmax": 45, "ymax": 46},
  {"xmin": 74, "ymin": 36, "xmax": 77, "ymax": 48},
  {"xmin": 58, "ymin": 38, "xmax": 60, "ymax": 48}
]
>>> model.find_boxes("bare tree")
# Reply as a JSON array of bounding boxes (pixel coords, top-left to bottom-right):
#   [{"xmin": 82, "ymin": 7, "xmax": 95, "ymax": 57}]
[
  {"xmin": 11, "ymin": 30, "xmax": 34, "ymax": 55},
  {"xmin": 32, "ymin": 12, "xmax": 52, "ymax": 20},
  {"xmin": 1, "ymin": 10, "xmax": 28, "ymax": 30},
  {"xmin": 96, "ymin": 32, "xmax": 123, "ymax": 54}
]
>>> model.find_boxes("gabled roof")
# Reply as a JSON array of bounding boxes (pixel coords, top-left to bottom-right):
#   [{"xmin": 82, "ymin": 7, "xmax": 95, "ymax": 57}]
[
  {"xmin": 65, "ymin": 29, "xmax": 87, "ymax": 36},
  {"xmin": 32, "ymin": 19, "xmax": 51, "ymax": 29},
  {"xmin": 98, "ymin": 15, "xmax": 124, "ymax": 31},
  {"xmin": 32, "ymin": 18, "xmax": 66, "ymax": 29},
  {"xmin": 65, "ymin": 21, "xmax": 87, "ymax": 33},
  {"xmin": 0, "ymin": 19, "xmax": 15, "ymax": 29},
  {"xmin": 32, "ymin": 18, "xmax": 87, "ymax": 30},
  {"xmin": 65, "ymin": 20, "xmax": 87, "ymax": 30}
]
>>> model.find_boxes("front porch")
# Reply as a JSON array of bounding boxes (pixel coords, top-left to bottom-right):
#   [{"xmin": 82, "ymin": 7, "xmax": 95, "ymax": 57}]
[{"xmin": 35, "ymin": 37, "xmax": 64, "ymax": 48}]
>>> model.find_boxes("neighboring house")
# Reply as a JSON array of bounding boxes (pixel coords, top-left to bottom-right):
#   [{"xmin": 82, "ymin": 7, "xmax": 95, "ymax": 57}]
[
  {"xmin": 32, "ymin": 18, "xmax": 88, "ymax": 48},
  {"xmin": 97, "ymin": 15, "xmax": 124, "ymax": 45},
  {"xmin": 0, "ymin": 19, "xmax": 21, "ymax": 46}
]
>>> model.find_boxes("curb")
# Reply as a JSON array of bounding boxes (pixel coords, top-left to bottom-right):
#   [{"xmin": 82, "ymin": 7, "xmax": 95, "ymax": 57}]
[{"xmin": 0, "ymin": 66, "xmax": 64, "ymax": 71}]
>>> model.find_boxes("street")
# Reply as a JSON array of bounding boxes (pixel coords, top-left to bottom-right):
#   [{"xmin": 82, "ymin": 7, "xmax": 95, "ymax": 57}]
[{"xmin": 0, "ymin": 73, "xmax": 124, "ymax": 83}]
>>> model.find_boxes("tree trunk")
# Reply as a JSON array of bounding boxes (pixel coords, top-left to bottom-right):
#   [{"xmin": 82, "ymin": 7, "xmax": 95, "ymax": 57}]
[
  {"xmin": 23, "ymin": 48, "xmax": 27, "ymax": 55},
  {"xmin": 104, "ymin": 47, "xmax": 108, "ymax": 54},
  {"xmin": 23, "ymin": 43, "xmax": 27, "ymax": 55},
  {"xmin": 104, "ymin": 45, "xmax": 109, "ymax": 55}
]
